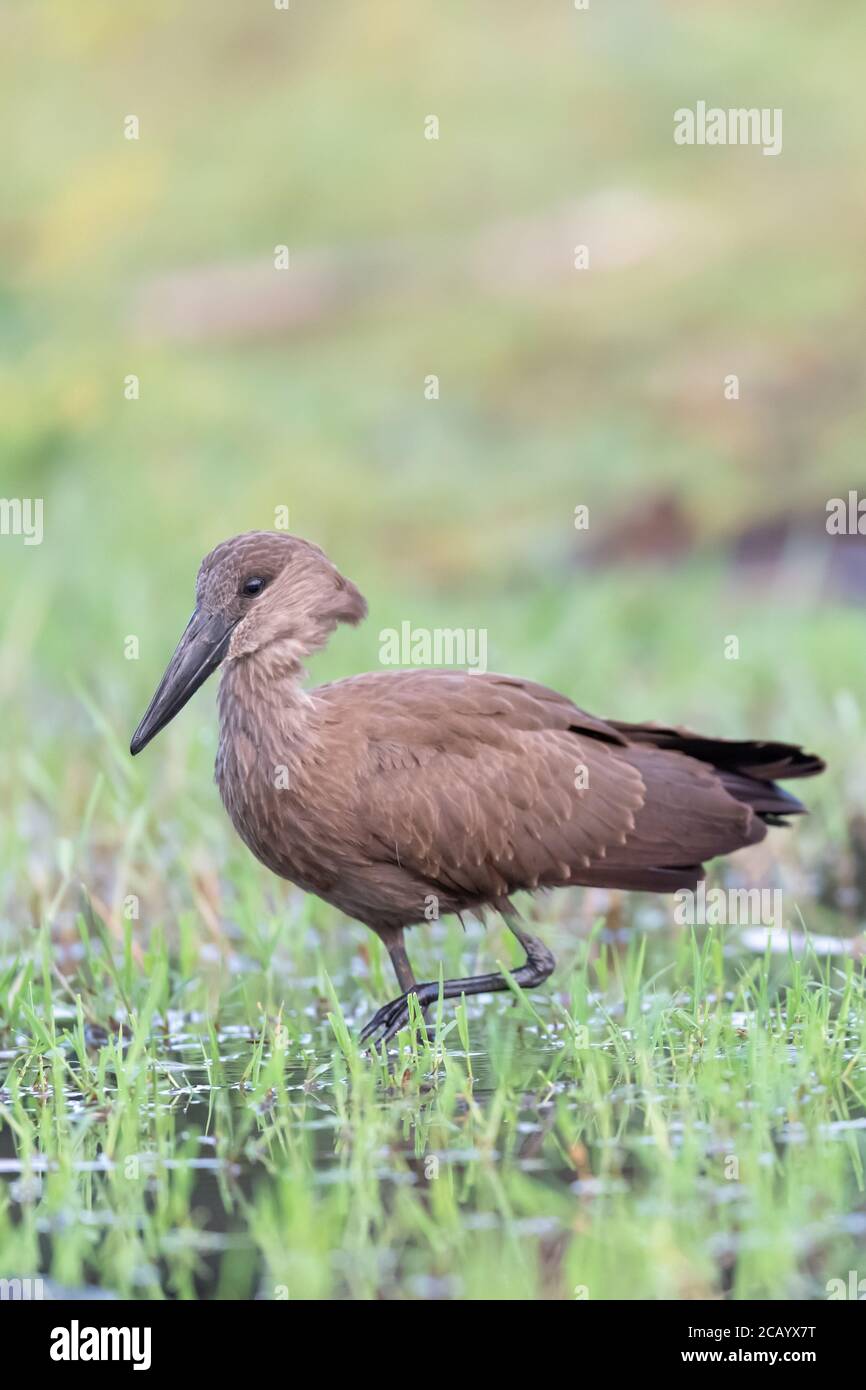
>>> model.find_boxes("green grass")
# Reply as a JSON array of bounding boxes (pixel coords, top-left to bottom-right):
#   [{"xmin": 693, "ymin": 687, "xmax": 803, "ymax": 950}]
[{"xmin": 2, "ymin": 899, "xmax": 865, "ymax": 1300}]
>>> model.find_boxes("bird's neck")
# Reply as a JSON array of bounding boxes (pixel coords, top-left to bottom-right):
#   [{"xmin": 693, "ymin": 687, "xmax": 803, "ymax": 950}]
[{"xmin": 217, "ymin": 648, "xmax": 319, "ymax": 767}]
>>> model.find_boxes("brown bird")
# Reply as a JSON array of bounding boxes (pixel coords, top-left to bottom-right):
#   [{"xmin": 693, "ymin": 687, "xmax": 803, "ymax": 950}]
[{"xmin": 130, "ymin": 531, "xmax": 824, "ymax": 1043}]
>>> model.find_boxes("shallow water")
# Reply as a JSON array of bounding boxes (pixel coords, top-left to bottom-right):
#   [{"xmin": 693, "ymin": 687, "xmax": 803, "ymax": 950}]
[{"xmin": 2, "ymin": 921, "xmax": 866, "ymax": 1300}]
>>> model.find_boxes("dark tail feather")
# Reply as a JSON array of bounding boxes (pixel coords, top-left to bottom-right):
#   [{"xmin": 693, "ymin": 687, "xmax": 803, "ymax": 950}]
[
  {"xmin": 576, "ymin": 863, "xmax": 706, "ymax": 893},
  {"xmin": 610, "ymin": 720, "xmax": 824, "ymax": 827},
  {"xmin": 717, "ymin": 770, "xmax": 808, "ymax": 821},
  {"xmin": 610, "ymin": 721, "xmax": 825, "ymax": 782}
]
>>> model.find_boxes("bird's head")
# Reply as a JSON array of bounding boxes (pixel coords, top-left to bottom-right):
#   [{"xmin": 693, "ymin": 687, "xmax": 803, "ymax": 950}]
[{"xmin": 130, "ymin": 531, "xmax": 366, "ymax": 755}]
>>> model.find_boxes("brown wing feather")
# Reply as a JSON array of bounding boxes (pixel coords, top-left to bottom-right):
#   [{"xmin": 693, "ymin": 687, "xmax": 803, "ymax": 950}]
[
  {"xmin": 314, "ymin": 671, "xmax": 823, "ymax": 917},
  {"xmin": 341, "ymin": 672, "xmax": 644, "ymax": 898},
  {"xmin": 364, "ymin": 732, "xmax": 649, "ymax": 897},
  {"xmin": 341, "ymin": 673, "xmax": 770, "ymax": 903}
]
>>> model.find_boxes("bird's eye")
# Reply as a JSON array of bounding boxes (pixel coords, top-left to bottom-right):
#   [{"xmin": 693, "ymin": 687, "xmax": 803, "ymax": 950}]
[{"xmin": 242, "ymin": 577, "xmax": 266, "ymax": 596}]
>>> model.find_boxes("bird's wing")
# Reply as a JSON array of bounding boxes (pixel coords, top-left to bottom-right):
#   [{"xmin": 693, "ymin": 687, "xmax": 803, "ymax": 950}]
[
  {"xmin": 334, "ymin": 671, "xmax": 649, "ymax": 899},
  {"xmin": 319, "ymin": 671, "xmax": 792, "ymax": 902}
]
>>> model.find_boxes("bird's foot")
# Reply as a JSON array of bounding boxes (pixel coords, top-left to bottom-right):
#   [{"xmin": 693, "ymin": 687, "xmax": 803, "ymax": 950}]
[{"xmin": 359, "ymin": 987, "xmax": 434, "ymax": 1047}]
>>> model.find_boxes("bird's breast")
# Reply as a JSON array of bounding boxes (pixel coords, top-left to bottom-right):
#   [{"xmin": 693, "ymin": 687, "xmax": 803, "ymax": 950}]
[{"xmin": 215, "ymin": 714, "xmax": 356, "ymax": 895}]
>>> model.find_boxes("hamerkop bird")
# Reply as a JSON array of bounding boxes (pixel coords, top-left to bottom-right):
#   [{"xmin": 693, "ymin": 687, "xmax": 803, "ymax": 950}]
[{"xmin": 130, "ymin": 532, "xmax": 824, "ymax": 1044}]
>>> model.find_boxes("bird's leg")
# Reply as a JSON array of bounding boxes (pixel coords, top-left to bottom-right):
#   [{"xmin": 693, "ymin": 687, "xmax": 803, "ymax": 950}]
[
  {"xmin": 358, "ymin": 929, "xmax": 425, "ymax": 1039},
  {"xmin": 386, "ymin": 934, "xmax": 418, "ymax": 994},
  {"xmin": 382, "ymin": 932, "xmax": 432, "ymax": 1033},
  {"xmin": 359, "ymin": 910, "xmax": 555, "ymax": 1046}
]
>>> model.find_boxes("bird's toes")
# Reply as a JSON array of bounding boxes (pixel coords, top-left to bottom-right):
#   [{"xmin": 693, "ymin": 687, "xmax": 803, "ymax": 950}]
[
  {"xmin": 379, "ymin": 1004, "xmax": 413, "ymax": 1043},
  {"xmin": 358, "ymin": 1013, "xmax": 387, "ymax": 1045},
  {"xmin": 359, "ymin": 995, "xmax": 407, "ymax": 1045},
  {"xmin": 359, "ymin": 988, "xmax": 437, "ymax": 1049}
]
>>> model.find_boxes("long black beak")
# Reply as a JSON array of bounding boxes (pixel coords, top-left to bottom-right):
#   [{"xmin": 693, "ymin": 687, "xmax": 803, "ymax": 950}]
[{"xmin": 130, "ymin": 609, "xmax": 237, "ymax": 756}]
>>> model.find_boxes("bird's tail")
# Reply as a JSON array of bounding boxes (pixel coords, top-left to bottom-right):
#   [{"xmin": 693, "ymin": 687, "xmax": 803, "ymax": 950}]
[{"xmin": 609, "ymin": 720, "xmax": 825, "ymax": 823}]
